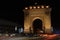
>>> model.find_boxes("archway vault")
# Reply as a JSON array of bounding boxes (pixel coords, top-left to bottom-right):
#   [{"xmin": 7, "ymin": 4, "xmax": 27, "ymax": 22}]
[
  {"xmin": 32, "ymin": 19, "xmax": 43, "ymax": 33},
  {"xmin": 23, "ymin": 6, "xmax": 52, "ymax": 34}
]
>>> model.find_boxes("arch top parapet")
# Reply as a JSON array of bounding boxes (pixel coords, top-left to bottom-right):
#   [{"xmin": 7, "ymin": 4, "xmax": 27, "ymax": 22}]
[{"xmin": 24, "ymin": 5, "xmax": 51, "ymax": 10}]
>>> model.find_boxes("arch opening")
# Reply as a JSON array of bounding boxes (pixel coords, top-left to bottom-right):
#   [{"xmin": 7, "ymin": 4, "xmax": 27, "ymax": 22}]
[{"xmin": 32, "ymin": 19, "xmax": 43, "ymax": 34}]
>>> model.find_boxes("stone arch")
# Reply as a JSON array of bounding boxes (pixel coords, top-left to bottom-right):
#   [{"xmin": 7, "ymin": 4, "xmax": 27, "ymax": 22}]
[{"xmin": 23, "ymin": 6, "xmax": 52, "ymax": 33}]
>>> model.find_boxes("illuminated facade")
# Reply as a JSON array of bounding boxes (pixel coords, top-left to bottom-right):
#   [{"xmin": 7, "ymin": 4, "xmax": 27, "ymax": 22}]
[{"xmin": 23, "ymin": 6, "xmax": 52, "ymax": 33}]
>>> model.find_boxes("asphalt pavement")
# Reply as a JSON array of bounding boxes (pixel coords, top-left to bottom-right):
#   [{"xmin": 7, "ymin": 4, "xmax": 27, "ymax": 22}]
[{"xmin": 0, "ymin": 34, "xmax": 60, "ymax": 40}]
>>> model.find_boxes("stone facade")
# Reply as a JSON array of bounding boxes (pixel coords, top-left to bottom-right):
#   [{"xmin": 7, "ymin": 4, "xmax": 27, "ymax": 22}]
[{"xmin": 23, "ymin": 6, "xmax": 52, "ymax": 33}]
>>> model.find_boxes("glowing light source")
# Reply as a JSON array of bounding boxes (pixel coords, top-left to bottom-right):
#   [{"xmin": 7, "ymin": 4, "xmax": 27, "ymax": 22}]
[
  {"xmin": 5, "ymin": 34, "xmax": 9, "ymax": 36},
  {"xmin": 37, "ymin": 6, "xmax": 40, "ymax": 8},
  {"xmin": 15, "ymin": 26, "xmax": 17, "ymax": 31},
  {"xmin": 29, "ymin": 6, "xmax": 32, "ymax": 9},
  {"xmin": 40, "ymin": 31, "xmax": 43, "ymax": 33},
  {"xmin": 41, "ymin": 5, "xmax": 44, "ymax": 8},
  {"xmin": 25, "ymin": 7, "xmax": 28, "ymax": 9},
  {"xmin": 10, "ymin": 34, "xmax": 15, "ymax": 37},
  {"xmin": 43, "ymin": 34, "xmax": 48, "ymax": 37},
  {"xmin": 46, "ymin": 6, "xmax": 49, "ymax": 8}
]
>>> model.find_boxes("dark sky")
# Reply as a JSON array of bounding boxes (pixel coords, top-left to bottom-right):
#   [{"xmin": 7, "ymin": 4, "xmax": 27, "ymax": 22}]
[{"xmin": 0, "ymin": 0, "xmax": 60, "ymax": 33}]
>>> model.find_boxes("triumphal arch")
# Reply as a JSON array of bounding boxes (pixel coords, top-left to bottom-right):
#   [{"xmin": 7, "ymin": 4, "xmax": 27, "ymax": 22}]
[{"xmin": 23, "ymin": 5, "xmax": 52, "ymax": 34}]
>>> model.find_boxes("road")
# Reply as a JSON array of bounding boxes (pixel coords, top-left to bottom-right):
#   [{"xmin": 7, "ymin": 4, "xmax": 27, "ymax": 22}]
[{"xmin": 0, "ymin": 34, "xmax": 60, "ymax": 40}]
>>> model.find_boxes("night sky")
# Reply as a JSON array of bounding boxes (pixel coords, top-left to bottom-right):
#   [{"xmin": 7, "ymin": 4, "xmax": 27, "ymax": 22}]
[{"xmin": 0, "ymin": 0, "xmax": 60, "ymax": 33}]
